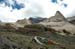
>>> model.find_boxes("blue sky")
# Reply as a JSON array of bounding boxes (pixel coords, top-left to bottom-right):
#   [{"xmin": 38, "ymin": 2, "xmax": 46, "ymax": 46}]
[
  {"xmin": 51, "ymin": 0, "xmax": 67, "ymax": 7},
  {"xmin": 0, "ymin": 0, "xmax": 75, "ymax": 22},
  {"xmin": 0, "ymin": 0, "xmax": 25, "ymax": 10}
]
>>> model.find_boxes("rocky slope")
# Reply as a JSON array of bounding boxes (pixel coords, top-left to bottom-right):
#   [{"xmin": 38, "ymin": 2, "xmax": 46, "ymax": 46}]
[
  {"xmin": 0, "ymin": 28, "xmax": 75, "ymax": 49},
  {"xmin": 39, "ymin": 11, "xmax": 75, "ymax": 35}
]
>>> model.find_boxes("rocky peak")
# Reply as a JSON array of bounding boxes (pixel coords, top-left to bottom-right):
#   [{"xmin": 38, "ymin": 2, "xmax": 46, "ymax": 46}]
[
  {"xmin": 49, "ymin": 11, "xmax": 67, "ymax": 22},
  {"xmin": 55, "ymin": 11, "xmax": 64, "ymax": 17}
]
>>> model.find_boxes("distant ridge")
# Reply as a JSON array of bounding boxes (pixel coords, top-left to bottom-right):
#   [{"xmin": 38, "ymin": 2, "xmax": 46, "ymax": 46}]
[
  {"xmin": 16, "ymin": 18, "xmax": 31, "ymax": 25},
  {"xmin": 15, "ymin": 18, "xmax": 31, "ymax": 27},
  {"xmin": 29, "ymin": 17, "xmax": 47, "ymax": 24}
]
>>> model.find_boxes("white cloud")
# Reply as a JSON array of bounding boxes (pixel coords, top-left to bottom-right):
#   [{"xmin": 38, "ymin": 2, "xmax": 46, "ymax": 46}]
[
  {"xmin": 0, "ymin": 0, "xmax": 75, "ymax": 22},
  {"xmin": 23, "ymin": 0, "xmax": 59, "ymax": 18},
  {"xmin": 59, "ymin": 0, "xmax": 75, "ymax": 17}
]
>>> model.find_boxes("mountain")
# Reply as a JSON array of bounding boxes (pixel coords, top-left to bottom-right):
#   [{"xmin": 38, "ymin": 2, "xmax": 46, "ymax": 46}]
[
  {"xmin": 29, "ymin": 17, "xmax": 47, "ymax": 24},
  {"xmin": 0, "ymin": 11, "xmax": 75, "ymax": 49},
  {"xmin": 39, "ymin": 11, "xmax": 75, "ymax": 36},
  {"xmin": 49, "ymin": 11, "xmax": 67, "ymax": 22},
  {"xmin": 40, "ymin": 11, "xmax": 67, "ymax": 23},
  {"xmin": 16, "ymin": 18, "xmax": 31, "ymax": 27},
  {"xmin": 67, "ymin": 16, "xmax": 75, "ymax": 25},
  {"xmin": 39, "ymin": 11, "xmax": 68, "ymax": 25},
  {"xmin": 44, "ymin": 11, "xmax": 67, "ymax": 22}
]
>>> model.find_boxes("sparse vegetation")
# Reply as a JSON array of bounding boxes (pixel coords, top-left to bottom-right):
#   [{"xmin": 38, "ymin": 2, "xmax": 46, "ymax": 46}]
[
  {"xmin": 0, "ymin": 23, "xmax": 75, "ymax": 49},
  {"xmin": 0, "ymin": 29, "xmax": 75, "ymax": 49},
  {"xmin": 24, "ymin": 24, "xmax": 45, "ymax": 31}
]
